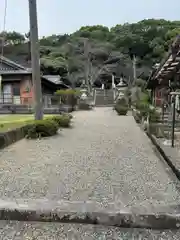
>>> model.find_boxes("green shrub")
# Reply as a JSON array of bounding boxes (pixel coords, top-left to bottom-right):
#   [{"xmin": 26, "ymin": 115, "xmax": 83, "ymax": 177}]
[
  {"xmin": 55, "ymin": 89, "xmax": 80, "ymax": 96},
  {"xmin": 135, "ymin": 100, "xmax": 160, "ymax": 123},
  {"xmin": 115, "ymin": 105, "xmax": 128, "ymax": 115},
  {"xmin": 116, "ymin": 96, "xmax": 128, "ymax": 107},
  {"xmin": 25, "ymin": 119, "xmax": 59, "ymax": 139},
  {"xmin": 51, "ymin": 115, "xmax": 71, "ymax": 128},
  {"xmin": 136, "ymin": 102, "xmax": 150, "ymax": 118},
  {"xmin": 149, "ymin": 109, "xmax": 160, "ymax": 122},
  {"xmin": 61, "ymin": 112, "xmax": 73, "ymax": 119},
  {"xmin": 55, "ymin": 89, "xmax": 80, "ymax": 107}
]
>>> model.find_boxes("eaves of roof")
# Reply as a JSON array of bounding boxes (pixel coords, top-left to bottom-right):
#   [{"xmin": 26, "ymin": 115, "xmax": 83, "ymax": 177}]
[
  {"xmin": 150, "ymin": 35, "xmax": 180, "ymax": 81},
  {"xmin": 0, "ymin": 55, "xmax": 27, "ymax": 70},
  {"xmin": 0, "ymin": 69, "xmax": 32, "ymax": 75}
]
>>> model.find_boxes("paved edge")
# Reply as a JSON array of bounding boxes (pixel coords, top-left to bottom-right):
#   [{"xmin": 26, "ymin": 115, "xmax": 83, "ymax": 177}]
[
  {"xmin": 0, "ymin": 126, "xmax": 25, "ymax": 150},
  {"xmin": 132, "ymin": 110, "xmax": 180, "ymax": 181},
  {"xmin": 147, "ymin": 132, "xmax": 180, "ymax": 181},
  {"xmin": 0, "ymin": 199, "xmax": 180, "ymax": 229}
]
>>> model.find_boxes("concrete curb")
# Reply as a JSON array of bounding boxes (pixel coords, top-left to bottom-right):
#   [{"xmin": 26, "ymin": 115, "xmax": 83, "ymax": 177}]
[
  {"xmin": 146, "ymin": 132, "xmax": 180, "ymax": 181},
  {"xmin": 0, "ymin": 199, "xmax": 180, "ymax": 229},
  {"xmin": 0, "ymin": 126, "xmax": 25, "ymax": 149},
  {"xmin": 132, "ymin": 110, "xmax": 180, "ymax": 181}
]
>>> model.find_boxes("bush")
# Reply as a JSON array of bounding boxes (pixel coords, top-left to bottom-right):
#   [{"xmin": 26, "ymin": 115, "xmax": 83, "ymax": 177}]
[
  {"xmin": 55, "ymin": 89, "xmax": 80, "ymax": 107},
  {"xmin": 25, "ymin": 119, "xmax": 59, "ymax": 139},
  {"xmin": 135, "ymin": 101, "xmax": 160, "ymax": 123},
  {"xmin": 61, "ymin": 112, "xmax": 73, "ymax": 119},
  {"xmin": 50, "ymin": 115, "xmax": 71, "ymax": 128},
  {"xmin": 149, "ymin": 109, "xmax": 160, "ymax": 122},
  {"xmin": 116, "ymin": 96, "xmax": 128, "ymax": 107},
  {"xmin": 135, "ymin": 102, "xmax": 150, "ymax": 118},
  {"xmin": 115, "ymin": 105, "xmax": 128, "ymax": 115},
  {"xmin": 55, "ymin": 89, "xmax": 80, "ymax": 96}
]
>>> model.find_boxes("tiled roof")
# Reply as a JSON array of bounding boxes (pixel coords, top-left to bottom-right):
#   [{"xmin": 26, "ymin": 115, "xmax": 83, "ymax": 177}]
[
  {"xmin": 42, "ymin": 75, "xmax": 70, "ymax": 87},
  {"xmin": 42, "ymin": 75, "xmax": 62, "ymax": 84},
  {"xmin": 149, "ymin": 35, "xmax": 180, "ymax": 81},
  {"xmin": 0, "ymin": 55, "xmax": 26, "ymax": 70},
  {"xmin": 0, "ymin": 69, "xmax": 32, "ymax": 75},
  {"xmin": 0, "ymin": 55, "xmax": 31, "ymax": 74}
]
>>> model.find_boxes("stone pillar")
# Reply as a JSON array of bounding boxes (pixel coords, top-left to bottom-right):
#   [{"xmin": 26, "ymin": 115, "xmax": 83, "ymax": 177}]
[
  {"xmin": 43, "ymin": 95, "xmax": 50, "ymax": 108},
  {"xmin": 112, "ymin": 75, "xmax": 115, "ymax": 89}
]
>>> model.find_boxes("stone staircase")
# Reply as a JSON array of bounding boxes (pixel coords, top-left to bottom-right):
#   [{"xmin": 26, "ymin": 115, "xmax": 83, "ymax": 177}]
[{"xmin": 95, "ymin": 89, "xmax": 114, "ymax": 107}]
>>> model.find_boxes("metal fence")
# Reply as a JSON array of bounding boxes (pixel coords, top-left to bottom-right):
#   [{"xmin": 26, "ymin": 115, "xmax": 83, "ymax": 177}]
[
  {"xmin": 0, "ymin": 94, "xmax": 75, "ymax": 114},
  {"xmin": 0, "ymin": 94, "xmax": 61, "ymax": 107}
]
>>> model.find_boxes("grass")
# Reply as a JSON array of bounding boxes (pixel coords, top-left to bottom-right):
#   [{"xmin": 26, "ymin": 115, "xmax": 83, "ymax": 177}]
[
  {"xmin": 0, "ymin": 114, "xmax": 54, "ymax": 123},
  {"xmin": 0, "ymin": 122, "xmax": 27, "ymax": 132},
  {"xmin": 0, "ymin": 114, "xmax": 54, "ymax": 133}
]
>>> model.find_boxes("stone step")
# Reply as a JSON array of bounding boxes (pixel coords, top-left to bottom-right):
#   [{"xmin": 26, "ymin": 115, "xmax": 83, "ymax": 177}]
[
  {"xmin": 95, "ymin": 97, "xmax": 114, "ymax": 101},
  {"xmin": 95, "ymin": 104, "xmax": 114, "ymax": 107},
  {"xmin": 95, "ymin": 90, "xmax": 114, "ymax": 106},
  {"xmin": 96, "ymin": 99, "xmax": 114, "ymax": 103}
]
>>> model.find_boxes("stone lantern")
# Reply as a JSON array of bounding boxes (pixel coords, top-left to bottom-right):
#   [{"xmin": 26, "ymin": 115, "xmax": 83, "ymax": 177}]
[
  {"xmin": 116, "ymin": 77, "xmax": 128, "ymax": 91},
  {"xmin": 116, "ymin": 78, "xmax": 128, "ymax": 100},
  {"xmin": 80, "ymin": 88, "xmax": 88, "ymax": 100}
]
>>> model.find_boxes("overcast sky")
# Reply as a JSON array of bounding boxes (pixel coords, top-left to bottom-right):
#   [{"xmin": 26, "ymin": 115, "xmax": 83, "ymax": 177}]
[{"xmin": 0, "ymin": 0, "xmax": 179, "ymax": 37}]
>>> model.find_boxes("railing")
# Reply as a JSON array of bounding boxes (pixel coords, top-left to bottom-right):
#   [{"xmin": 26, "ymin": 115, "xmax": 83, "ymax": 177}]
[
  {"xmin": 93, "ymin": 89, "xmax": 97, "ymax": 105},
  {"xmin": 0, "ymin": 95, "xmax": 32, "ymax": 106},
  {"xmin": 0, "ymin": 94, "xmax": 63, "ymax": 108}
]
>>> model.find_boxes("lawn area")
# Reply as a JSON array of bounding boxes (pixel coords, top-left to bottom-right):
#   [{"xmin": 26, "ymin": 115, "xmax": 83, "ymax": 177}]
[
  {"xmin": 0, "ymin": 122, "xmax": 28, "ymax": 132},
  {"xmin": 0, "ymin": 114, "xmax": 53, "ymax": 123},
  {"xmin": 0, "ymin": 114, "xmax": 53, "ymax": 132}
]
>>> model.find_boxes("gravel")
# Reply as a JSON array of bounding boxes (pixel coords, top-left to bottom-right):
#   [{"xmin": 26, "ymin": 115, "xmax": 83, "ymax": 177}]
[
  {"xmin": 0, "ymin": 221, "xmax": 180, "ymax": 239},
  {"xmin": 0, "ymin": 107, "xmax": 180, "ymax": 210}
]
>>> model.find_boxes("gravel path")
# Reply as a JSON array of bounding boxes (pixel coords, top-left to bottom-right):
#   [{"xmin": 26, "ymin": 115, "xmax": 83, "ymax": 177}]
[
  {"xmin": 0, "ymin": 221, "xmax": 180, "ymax": 240},
  {"xmin": 0, "ymin": 107, "xmax": 180, "ymax": 210}
]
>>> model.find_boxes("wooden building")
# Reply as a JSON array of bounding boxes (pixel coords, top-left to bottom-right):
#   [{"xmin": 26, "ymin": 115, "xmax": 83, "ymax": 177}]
[
  {"xmin": 0, "ymin": 56, "xmax": 69, "ymax": 105},
  {"xmin": 147, "ymin": 35, "xmax": 180, "ymax": 107}
]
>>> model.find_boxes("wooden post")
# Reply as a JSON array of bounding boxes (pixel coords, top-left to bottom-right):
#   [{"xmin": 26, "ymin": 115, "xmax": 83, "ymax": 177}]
[
  {"xmin": 170, "ymin": 92, "xmax": 180, "ymax": 147},
  {"xmin": 171, "ymin": 98, "xmax": 176, "ymax": 148}
]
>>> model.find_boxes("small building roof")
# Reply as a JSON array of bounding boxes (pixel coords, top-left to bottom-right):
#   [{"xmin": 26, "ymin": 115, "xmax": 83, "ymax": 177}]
[
  {"xmin": 42, "ymin": 75, "xmax": 70, "ymax": 88},
  {"xmin": 42, "ymin": 75, "xmax": 62, "ymax": 84},
  {"xmin": 149, "ymin": 35, "xmax": 180, "ymax": 82},
  {"xmin": 0, "ymin": 55, "xmax": 31, "ymax": 75},
  {"xmin": 0, "ymin": 69, "xmax": 32, "ymax": 75},
  {"xmin": 0, "ymin": 56, "xmax": 70, "ymax": 88}
]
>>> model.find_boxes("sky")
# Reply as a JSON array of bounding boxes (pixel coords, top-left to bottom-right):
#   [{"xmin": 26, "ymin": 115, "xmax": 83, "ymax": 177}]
[{"xmin": 0, "ymin": 0, "xmax": 179, "ymax": 37}]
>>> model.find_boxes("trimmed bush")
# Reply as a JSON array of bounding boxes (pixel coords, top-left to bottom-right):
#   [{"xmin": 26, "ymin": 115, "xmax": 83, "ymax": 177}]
[
  {"xmin": 51, "ymin": 115, "xmax": 71, "ymax": 128},
  {"xmin": 25, "ymin": 119, "xmax": 59, "ymax": 139},
  {"xmin": 114, "ymin": 95, "xmax": 128, "ymax": 115},
  {"xmin": 61, "ymin": 112, "xmax": 73, "ymax": 119},
  {"xmin": 116, "ymin": 97, "xmax": 128, "ymax": 107},
  {"xmin": 115, "ymin": 105, "xmax": 128, "ymax": 115},
  {"xmin": 135, "ymin": 101, "xmax": 160, "ymax": 123},
  {"xmin": 55, "ymin": 89, "xmax": 80, "ymax": 108},
  {"xmin": 149, "ymin": 109, "xmax": 160, "ymax": 122}
]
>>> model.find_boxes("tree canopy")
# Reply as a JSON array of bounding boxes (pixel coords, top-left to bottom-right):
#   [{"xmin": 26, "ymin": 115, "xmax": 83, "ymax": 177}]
[{"xmin": 1, "ymin": 19, "xmax": 180, "ymax": 86}]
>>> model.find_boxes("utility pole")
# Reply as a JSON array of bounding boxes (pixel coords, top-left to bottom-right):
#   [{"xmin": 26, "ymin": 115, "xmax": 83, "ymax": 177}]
[
  {"xmin": 84, "ymin": 38, "xmax": 90, "ymax": 93},
  {"xmin": 88, "ymin": 56, "xmax": 93, "ymax": 93},
  {"xmin": 132, "ymin": 55, "xmax": 137, "ymax": 85},
  {"xmin": 28, "ymin": 0, "xmax": 43, "ymax": 120}
]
